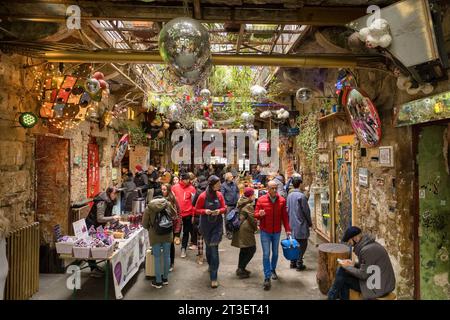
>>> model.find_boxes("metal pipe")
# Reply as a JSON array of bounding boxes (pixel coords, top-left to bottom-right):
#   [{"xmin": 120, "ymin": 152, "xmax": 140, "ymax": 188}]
[{"xmin": 43, "ymin": 51, "xmax": 377, "ymax": 67}]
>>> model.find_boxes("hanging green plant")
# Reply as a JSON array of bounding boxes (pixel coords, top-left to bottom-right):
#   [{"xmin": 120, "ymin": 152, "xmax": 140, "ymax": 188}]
[
  {"xmin": 296, "ymin": 113, "xmax": 319, "ymax": 167},
  {"xmin": 127, "ymin": 124, "xmax": 148, "ymax": 146}
]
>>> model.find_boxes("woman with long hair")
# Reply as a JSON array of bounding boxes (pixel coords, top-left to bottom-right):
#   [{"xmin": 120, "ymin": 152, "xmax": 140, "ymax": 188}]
[
  {"xmin": 194, "ymin": 175, "xmax": 227, "ymax": 288},
  {"xmin": 0, "ymin": 210, "xmax": 10, "ymax": 300},
  {"xmin": 161, "ymin": 183, "xmax": 182, "ymax": 271}
]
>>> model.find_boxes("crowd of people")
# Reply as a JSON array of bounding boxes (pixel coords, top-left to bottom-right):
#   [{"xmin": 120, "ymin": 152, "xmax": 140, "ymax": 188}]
[
  {"xmin": 118, "ymin": 163, "xmax": 312, "ymax": 291},
  {"xmin": 86, "ymin": 162, "xmax": 396, "ymax": 299}
]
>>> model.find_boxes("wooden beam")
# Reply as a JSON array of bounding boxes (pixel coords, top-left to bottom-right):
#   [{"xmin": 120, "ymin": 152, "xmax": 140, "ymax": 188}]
[
  {"xmin": 0, "ymin": 2, "xmax": 367, "ymax": 26},
  {"xmin": 269, "ymin": 24, "xmax": 285, "ymax": 55},
  {"xmin": 235, "ymin": 24, "xmax": 245, "ymax": 54},
  {"xmin": 193, "ymin": 0, "xmax": 202, "ymax": 20}
]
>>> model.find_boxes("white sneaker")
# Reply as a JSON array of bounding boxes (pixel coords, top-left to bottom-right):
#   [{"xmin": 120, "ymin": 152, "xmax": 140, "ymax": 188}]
[
  {"xmin": 181, "ymin": 248, "xmax": 187, "ymax": 258},
  {"xmin": 188, "ymin": 245, "xmax": 197, "ymax": 250}
]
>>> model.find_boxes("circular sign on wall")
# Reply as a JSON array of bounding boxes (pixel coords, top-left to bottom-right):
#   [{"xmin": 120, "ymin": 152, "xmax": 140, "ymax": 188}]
[{"xmin": 342, "ymin": 87, "xmax": 382, "ymax": 147}]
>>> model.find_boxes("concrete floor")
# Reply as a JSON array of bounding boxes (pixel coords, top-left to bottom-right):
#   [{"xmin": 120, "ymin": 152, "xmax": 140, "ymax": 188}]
[{"xmin": 32, "ymin": 232, "xmax": 326, "ymax": 300}]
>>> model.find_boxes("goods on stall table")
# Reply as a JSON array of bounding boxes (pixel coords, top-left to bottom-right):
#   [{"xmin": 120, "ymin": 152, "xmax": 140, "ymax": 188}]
[
  {"xmin": 55, "ymin": 236, "xmax": 77, "ymax": 255},
  {"xmin": 73, "ymin": 239, "xmax": 92, "ymax": 259}
]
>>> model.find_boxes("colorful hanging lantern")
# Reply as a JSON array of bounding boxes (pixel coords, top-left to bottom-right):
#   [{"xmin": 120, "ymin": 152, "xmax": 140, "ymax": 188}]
[{"xmin": 19, "ymin": 112, "xmax": 38, "ymax": 128}]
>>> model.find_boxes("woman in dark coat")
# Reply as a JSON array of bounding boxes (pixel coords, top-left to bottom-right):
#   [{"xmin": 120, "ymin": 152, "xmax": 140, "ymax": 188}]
[
  {"xmin": 194, "ymin": 175, "xmax": 227, "ymax": 288},
  {"xmin": 231, "ymin": 188, "xmax": 258, "ymax": 278}
]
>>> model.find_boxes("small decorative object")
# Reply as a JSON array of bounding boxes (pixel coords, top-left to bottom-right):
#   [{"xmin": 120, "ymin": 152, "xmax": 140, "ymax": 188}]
[
  {"xmin": 159, "ymin": 17, "xmax": 210, "ymax": 73},
  {"xmin": 240, "ymin": 112, "xmax": 254, "ymax": 123},
  {"xmin": 19, "ymin": 112, "xmax": 38, "ymax": 128},
  {"xmin": 358, "ymin": 168, "xmax": 369, "ymax": 187},
  {"xmin": 396, "ymin": 74, "xmax": 433, "ymax": 95},
  {"xmin": 276, "ymin": 108, "xmax": 290, "ymax": 119},
  {"xmin": 250, "ymin": 85, "xmax": 267, "ymax": 100},
  {"xmin": 93, "ymin": 71, "xmax": 105, "ymax": 80},
  {"xmin": 85, "ymin": 78, "xmax": 101, "ymax": 95},
  {"xmin": 200, "ymin": 88, "xmax": 211, "ymax": 99},
  {"xmin": 296, "ymin": 87, "xmax": 313, "ymax": 103},
  {"xmin": 358, "ymin": 18, "xmax": 392, "ymax": 48},
  {"xmin": 336, "ymin": 146, "xmax": 343, "ymax": 158},
  {"xmin": 379, "ymin": 146, "xmax": 394, "ymax": 167},
  {"xmin": 260, "ymin": 110, "xmax": 272, "ymax": 119},
  {"xmin": 98, "ymin": 79, "xmax": 108, "ymax": 90}
]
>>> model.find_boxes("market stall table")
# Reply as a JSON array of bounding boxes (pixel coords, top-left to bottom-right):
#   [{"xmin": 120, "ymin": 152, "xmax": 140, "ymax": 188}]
[{"xmin": 59, "ymin": 227, "xmax": 148, "ymax": 300}]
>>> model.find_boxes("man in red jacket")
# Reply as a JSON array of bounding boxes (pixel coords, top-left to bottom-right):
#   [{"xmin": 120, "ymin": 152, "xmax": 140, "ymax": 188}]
[
  {"xmin": 255, "ymin": 180, "xmax": 291, "ymax": 291},
  {"xmin": 172, "ymin": 172, "xmax": 196, "ymax": 258}
]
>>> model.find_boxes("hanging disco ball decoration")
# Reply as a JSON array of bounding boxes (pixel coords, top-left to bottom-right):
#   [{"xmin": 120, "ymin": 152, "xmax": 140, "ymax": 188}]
[
  {"xmin": 250, "ymin": 85, "xmax": 267, "ymax": 101},
  {"xmin": 159, "ymin": 17, "xmax": 211, "ymax": 73},
  {"xmin": 85, "ymin": 78, "xmax": 101, "ymax": 95},
  {"xmin": 296, "ymin": 87, "xmax": 313, "ymax": 103},
  {"xmin": 171, "ymin": 58, "xmax": 212, "ymax": 86},
  {"xmin": 200, "ymin": 88, "xmax": 211, "ymax": 99}
]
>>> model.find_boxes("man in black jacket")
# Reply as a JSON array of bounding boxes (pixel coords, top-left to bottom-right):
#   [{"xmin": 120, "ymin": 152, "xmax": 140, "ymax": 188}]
[{"xmin": 327, "ymin": 226, "xmax": 396, "ymax": 300}]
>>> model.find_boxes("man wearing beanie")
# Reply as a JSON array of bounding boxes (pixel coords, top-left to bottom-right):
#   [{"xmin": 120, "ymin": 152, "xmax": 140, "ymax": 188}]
[
  {"xmin": 255, "ymin": 180, "xmax": 291, "ymax": 291},
  {"xmin": 231, "ymin": 187, "xmax": 258, "ymax": 279},
  {"xmin": 327, "ymin": 226, "xmax": 396, "ymax": 300}
]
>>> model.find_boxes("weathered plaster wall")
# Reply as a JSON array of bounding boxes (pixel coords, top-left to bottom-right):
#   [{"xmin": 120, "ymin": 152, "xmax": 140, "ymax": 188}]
[{"xmin": 0, "ymin": 54, "xmax": 119, "ymax": 233}]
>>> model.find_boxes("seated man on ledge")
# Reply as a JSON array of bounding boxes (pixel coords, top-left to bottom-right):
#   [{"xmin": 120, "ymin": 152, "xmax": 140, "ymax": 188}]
[{"xmin": 328, "ymin": 226, "xmax": 396, "ymax": 300}]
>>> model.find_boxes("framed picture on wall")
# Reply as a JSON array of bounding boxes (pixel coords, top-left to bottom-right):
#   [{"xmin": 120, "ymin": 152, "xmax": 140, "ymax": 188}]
[
  {"xmin": 343, "ymin": 148, "xmax": 352, "ymax": 163},
  {"xmin": 379, "ymin": 146, "xmax": 394, "ymax": 167},
  {"xmin": 336, "ymin": 146, "xmax": 343, "ymax": 158}
]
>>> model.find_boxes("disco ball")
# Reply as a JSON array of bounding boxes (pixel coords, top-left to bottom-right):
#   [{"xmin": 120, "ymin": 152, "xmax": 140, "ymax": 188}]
[
  {"xmin": 296, "ymin": 87, "xmax": 313, "ymax": 103},
  {"xmin": 159, "ymin": 17, "xmax": 211, "ymax": 73},
  {"xmin": 250, "ymin": 85, "xmax": 267, "ymax": 100},
  {"xmin": 200, "ymin": 88, "xmax": 211, "ymax": 99},
  {"xmin": 85, "ymin": 78, "xmax": 101, "ymax": 95},
  {"xmin": 171, "ymin": 58, "xmax": 212, "ymax": 86}
]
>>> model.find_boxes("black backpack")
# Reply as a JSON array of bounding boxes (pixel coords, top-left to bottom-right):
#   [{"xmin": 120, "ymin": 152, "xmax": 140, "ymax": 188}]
[
  {"xmin": 225, "ymin": 208, "xmax": 241, "ymax": 232},
  {"xmin": 152, "ymin": 207, "xmax": 173, "ymax": 235}
]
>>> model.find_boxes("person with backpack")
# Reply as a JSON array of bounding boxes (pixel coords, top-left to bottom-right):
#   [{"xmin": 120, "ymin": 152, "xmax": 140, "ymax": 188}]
[
  {"xmin": 221, "ymin": 172, "xmax": 239, "ymax": 240},
  {"xmin": 161, "ymin": 183, "xmax": 181, "ymax": 272},
  {"xmin": 286, "ymin": 176, "xmax": 312, "ymax": 271},
  {"xmin": 194, "ymin": 175, "xmax": 227, "ymax": 288},
  {"xmin": 142, "ymin": 193, "xmax": 176, "ymax": 289},
  {"xmin": 192, "ymin": 175, "xmax": 208, "ymax": 264},
  {"xmin": 231, "ymin": 187, "xmax": 257, "ymax": 279}
]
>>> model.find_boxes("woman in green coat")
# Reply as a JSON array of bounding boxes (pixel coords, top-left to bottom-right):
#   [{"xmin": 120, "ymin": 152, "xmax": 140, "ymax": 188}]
[
  {"xmin": 142, "ymin": 194, "xmax": 176, "ymax": 289},
  {"xmin": 231, "ymin": 188, "xmax": 258, "ymax": 278}
]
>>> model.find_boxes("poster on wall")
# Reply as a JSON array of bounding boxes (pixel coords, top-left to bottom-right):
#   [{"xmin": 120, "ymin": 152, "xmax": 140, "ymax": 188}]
[
  {"xmin": 358, "ymin": 168, "xmax": 369, "ymax": 187},
  {"xmin": 129, "ymin": 145, "xmax": 150, "ymax": 172},
  {"xmin": 379, "ymin": 146, "xmax": 394, "ymax": 167}
]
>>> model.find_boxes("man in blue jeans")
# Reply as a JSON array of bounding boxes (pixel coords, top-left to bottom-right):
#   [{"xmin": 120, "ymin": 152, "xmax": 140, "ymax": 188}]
[{"xmin": 255, "ymin": 180, "xmax": 291, "ymax": 291}]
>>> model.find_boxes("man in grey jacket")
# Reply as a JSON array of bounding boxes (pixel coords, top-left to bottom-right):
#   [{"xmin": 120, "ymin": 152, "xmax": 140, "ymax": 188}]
[
  {"xmin": 271, "ymin": 172, "xmax": 287, "ymax": 198},
  {"xmin": 327, "ymin": 226, "xmax": 396, "ymax": 300},
  {"xmin": 286, "ymin": 176, "xmax": 312, "ymax": 271}
]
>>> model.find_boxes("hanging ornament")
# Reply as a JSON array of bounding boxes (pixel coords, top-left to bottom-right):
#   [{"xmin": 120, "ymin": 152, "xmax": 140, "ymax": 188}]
[
  {"xmin": 163, "ymin": 122, "xmax": 170, "ymax": 130},
  {"xmin": 200, "ymin": 88, "xmax": 211, "ymax": 99},
  {"xmin": 157, "ymin": 131, "xmax": 164, "ymax": 139},
  {"xmin": 296, "ymin": 87, "xmax": 313, "ymax": 103},
  {"xmin": 85, "ymin": 78, "xmax": 100, "ymax": 95},
  {"xmin": 98, "ymin": 79, "xmax": 108, "ymax": 90},
  {"xmin": 250, "ymin": 85, "xmax": 267, "ymax": 101},
  {"xmin": 260, "ymin": 110, "xmax": 272, "ymax": 119},
  {"xmin": 159, "ymin": 17, "xmax": 211, "ymax": 73},
  {"xmin": 241, "ymin": 112, "xmax": 255, "ymax": 123},
  {"xmin": 93, "ymin": 72, "xmax": 105, "ymax": 80}
]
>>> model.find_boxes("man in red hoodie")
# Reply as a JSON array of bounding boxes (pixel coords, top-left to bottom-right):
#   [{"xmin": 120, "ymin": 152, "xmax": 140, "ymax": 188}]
[
  {"xmin": 255, "ymin": 180, "xmax": 291, "ymax": 291},
  {"xmin": 172, "ymin": 172, "xmax": 196, "ymax": 258}
]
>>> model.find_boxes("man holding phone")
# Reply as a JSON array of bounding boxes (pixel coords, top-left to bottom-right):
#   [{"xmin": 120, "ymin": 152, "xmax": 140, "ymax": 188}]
[{"xmin": 255, "ymin": 180, "xmax": 291, "ymax": 291}]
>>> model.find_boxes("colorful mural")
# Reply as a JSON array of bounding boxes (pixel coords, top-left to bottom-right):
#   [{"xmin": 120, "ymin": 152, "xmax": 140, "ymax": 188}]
[{"xmin": 418, "ymin": 125, "xmax": 450, "ymax": 299}]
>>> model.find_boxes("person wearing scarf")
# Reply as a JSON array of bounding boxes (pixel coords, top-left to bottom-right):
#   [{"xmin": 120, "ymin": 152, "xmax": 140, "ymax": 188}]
[{"xmin": 194, "ymin": 175, "xmax": 227, "ymax": 288}]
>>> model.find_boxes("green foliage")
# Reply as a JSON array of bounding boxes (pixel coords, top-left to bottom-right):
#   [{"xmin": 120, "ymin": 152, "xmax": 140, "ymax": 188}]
[
  {"xmin": 127, "ymin": 123, "xmax": 148, "ymax": 146},
  {"xmin": 296, "ymin": 113, "xmax": 319, "ymax": 168},
  {"xmin": 208, "ymin": 66, "xmax": 255, "ymax": 126}
]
